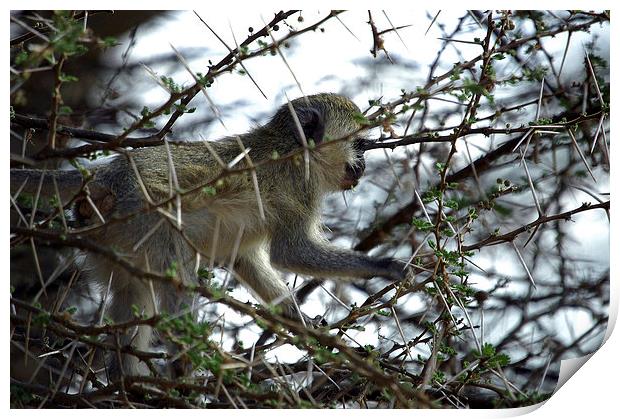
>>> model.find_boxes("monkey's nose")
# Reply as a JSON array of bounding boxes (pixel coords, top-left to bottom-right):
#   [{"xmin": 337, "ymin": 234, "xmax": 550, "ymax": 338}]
[
  {"xmin": 349, "ymin": 161, "xmax": 365, "ymax": 178},
  {"xmin": 341, "ymin": 164, "xmax": 363, "ymax": 189}
]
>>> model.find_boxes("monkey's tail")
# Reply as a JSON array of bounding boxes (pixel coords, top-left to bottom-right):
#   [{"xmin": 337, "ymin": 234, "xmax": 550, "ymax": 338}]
[{"xmin": 10, "ymin": 168, "xmax": 85, "ymax": 204}]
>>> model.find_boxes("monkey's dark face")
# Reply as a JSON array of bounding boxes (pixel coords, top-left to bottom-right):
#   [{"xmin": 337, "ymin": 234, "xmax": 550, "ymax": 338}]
[
  {"xmin": 269, "ymin": 93, "xmax": 367, "ymax": 190},
  {"xmin": 340, "ymin": 139, "xmax": 366, "ymax": 190}
]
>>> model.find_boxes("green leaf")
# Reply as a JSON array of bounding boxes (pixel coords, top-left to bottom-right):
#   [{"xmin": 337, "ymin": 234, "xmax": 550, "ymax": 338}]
[
  {"xmin": 59, "ymin": 73, "xmax": 79, "ymax": 82},
  {"xmin": 58, "ymin": 105, "xmax": 73, "ymax": 115},
  {"xmin": 202, "ymin": 186, "xmax": 217, "ymax": 196}
]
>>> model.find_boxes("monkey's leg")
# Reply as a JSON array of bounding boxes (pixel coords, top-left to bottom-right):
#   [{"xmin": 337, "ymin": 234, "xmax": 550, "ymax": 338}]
[
  {"xmin": 236, "ymin": 245, "xmax": 320, "ymax": 347},
  {"xmin": 105, "ymin": 277, "xmax": 158, "ymax": 378},
  {"xmin": 90, "ymin": 244, "xmax": 169, "ymax": 376},
  {"xmin": 153, "ymin": 281, "xmax": 194, "ymax": 378},
  {"xmin": 142, "ymin": 231, "xmax": 199, "ymax": 378},
  {"xmin": 234, "ymin": 245, "xmax": 302, "ymax": 321}
]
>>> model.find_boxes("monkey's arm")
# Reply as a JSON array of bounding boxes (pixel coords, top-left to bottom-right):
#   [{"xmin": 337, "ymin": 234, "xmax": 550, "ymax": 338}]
[
  {"xmin": 270, "ymin": 222, "xmax": 406, "ymax": 282},
  {"xmin": 234, "ymin": 244, "xmax": 301, "ymax": 319}
]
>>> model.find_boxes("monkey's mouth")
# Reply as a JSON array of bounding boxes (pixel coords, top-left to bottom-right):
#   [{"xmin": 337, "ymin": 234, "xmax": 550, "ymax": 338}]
[
  {"xmin": 340, "ymin": 163, "xmax": 364, "ymax": 190},
  {"xmin": 340, "ymin": 176, "xmax": 358, "ymax": 190}
]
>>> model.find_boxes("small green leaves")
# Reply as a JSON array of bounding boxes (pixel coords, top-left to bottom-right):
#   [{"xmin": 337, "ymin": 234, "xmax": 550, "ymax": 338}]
[
  {"xmin": 445, "ymin": 199, "xmax": 459, "ymax": 210},
  {"xmin": 131, "ymin": 304, "xmax": 142, "ymax": 317},
  {"xmin": 474, "ymin": 343, "xmax": 511, "ymax": 369},
  {"xmin": 202, "ymin": 186, "xmax": 217, "ymax": 196},
  {"xmin": 14, "ymin": 51, "xmax": 30, "ymax": 66},
  {"xmin": 412, "ymin": 218, "xmax": 434, "ymax": 231},
  {"xmin": 58, "ymin": 105, "xmax": 73, "ymax": 115},
  {"xmin": 196, "ymin": 72, "xmax": 214, "ymax": 87},
  {"xmin": 238, "ymin": 45, "xmax": 250, "ymax": 56},
  {"xmin": 468, "ymin": 207, "xmax": 479, "ymax": 220},
  {"xmin": 174, "ymin": 103, "xmax": 196, "ymax": 114},
  {"xmin": 522, "ymin": 65, "xmax": 547, "ymax": 82},
  {"xmin": 59, "ymin": 73, "xmax": 78, "ymax": 83},
  {"xmin": 432, "ymin": 371, "xmax": 446, "ymax": 384},
  {"xmin": 165, "ymin": 261, "xmax": 178, "ymax": 278},
  {"xmin": 352, "ymin": 112, "xmax": 371, "ymax": 125},
  {"xmin": 141, "ymin": 106, "xmax": 156, "ymax": 128},
  {"xmin": 160, "ymin": 75, "xmax": 182, "ymax": 93},
  {"xmin": 416, "ymin": 86, "xmax": 429, "ymax": 97},
  {"xmin": 529, "ymin": 117, "xmax": 553, "ymax": 126},
  {"xmin": 450, "ymin": 67, "xmax": 463, "ymax": 81},
  {"xmin": 102, "ymin": 36, "xmax": 119, "ymax": 48},
  {"xmin": 33, "ymin": 311, "xmax": 51, "ymax": 327}
]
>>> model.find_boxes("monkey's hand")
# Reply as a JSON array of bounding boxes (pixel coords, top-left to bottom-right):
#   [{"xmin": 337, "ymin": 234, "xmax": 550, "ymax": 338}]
[
  {"xmin": 255, "ymin": 308, "xmax": 326, "ymax": 347},
  {"xmin": 279, "ymin": 304, "xmax": 327, "ymax": 328},
  {"xmin": 301, "ymin": 313, "xmax": 328, "ymax": 328}
]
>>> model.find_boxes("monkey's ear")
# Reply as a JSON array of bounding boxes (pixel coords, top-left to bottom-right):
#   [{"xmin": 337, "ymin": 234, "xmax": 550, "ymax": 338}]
[{"xmin": 296, "ymin": 108, "xmax": 325, "ymax": 145}]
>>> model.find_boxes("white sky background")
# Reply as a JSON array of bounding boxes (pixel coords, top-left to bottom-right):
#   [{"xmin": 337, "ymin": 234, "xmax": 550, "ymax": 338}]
[{"xmin": 109, "ymin": 10, "xmax": 609, "ymax": 135}]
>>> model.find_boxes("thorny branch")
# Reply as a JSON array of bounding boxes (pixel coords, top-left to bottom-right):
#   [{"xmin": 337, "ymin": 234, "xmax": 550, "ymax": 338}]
[{"xmin": 10, "ymin": 10, "xmax": 610, "ymax": 409}]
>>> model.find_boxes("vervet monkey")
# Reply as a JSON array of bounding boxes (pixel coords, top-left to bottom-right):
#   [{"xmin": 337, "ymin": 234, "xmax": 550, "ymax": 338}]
[{"xmin": 11, "ymin": 93, "xmax": 407, "ymax": 377}]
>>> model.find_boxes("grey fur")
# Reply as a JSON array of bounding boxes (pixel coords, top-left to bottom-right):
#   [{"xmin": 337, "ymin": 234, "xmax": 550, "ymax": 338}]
[{"xmin": 11, "ymin": 93, "xmax": 407, "ymax": 377}]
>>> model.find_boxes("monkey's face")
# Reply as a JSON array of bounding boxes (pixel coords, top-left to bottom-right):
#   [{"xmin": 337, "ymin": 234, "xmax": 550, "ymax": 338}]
[
  {"xmin": 340, "ymin": 139, "xmax": 366, "ymax": 190},
  {"xmin": 271, "ymin": 93, "xmax": 368, "ymax": 191}
]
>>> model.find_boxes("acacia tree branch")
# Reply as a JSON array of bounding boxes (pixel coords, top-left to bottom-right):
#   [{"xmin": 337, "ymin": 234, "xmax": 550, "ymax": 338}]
[
  {"xmin": 354, "ymin": 107, "xmax": 605, "ymax": 252},
  {"xmin": 12, "ymin": 11, "xmax": 347, "ymax": 162},
  {"xmin": 461, "ymin": 201, "xmax": 609, "ymax": 252}
]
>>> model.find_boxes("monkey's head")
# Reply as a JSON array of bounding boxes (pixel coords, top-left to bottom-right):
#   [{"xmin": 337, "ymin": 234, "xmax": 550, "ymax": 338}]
[{"xmin": 267, "ymin": 93, "xmax": 367, "ymax": 191}]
